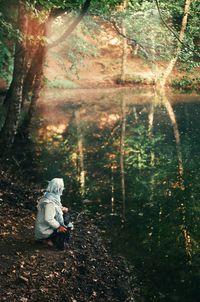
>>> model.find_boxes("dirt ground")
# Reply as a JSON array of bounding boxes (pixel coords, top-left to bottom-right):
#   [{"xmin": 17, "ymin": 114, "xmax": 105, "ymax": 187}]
[{"xmin": 0, "ymin": 164, "xmax": 139, "ymax": 302}]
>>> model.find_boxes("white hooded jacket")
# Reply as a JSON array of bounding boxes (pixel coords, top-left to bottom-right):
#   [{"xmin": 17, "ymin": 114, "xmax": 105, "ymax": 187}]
[{"xmin": 35, "ymin": 178, "xmax": 65, "ymax": 240}]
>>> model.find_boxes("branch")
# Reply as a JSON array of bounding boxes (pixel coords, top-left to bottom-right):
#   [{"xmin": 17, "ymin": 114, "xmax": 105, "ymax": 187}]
[
  {"xmin": 154, "ymin": 0, "xmax": 184, "ymax": 45},
  {"xmin": 154, "ymin": 0, "xmax": 200, "ymax": 58},
  {"xmin": 90, "ymin": 12, "xmax": 151, "ymax": 58},
  {"xmin": 48, "ymin": 0, "xmax": 91, "ymax": 49},
  {"xmin": 110, "ymin": 18, "xmax": 150, "ymax": 58}
]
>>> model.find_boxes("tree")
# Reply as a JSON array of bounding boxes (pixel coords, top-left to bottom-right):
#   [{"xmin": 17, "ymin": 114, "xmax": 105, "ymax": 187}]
[
  {"xmin": 0, "ymin": 2, "xmax": 28, "ymax": 148},
  {"xmin": 0, "ymin": 0, "xmax": 199, "ymax": 150},
  {"xmin": 0, "ymin": 0, "xmax": 92, "ymax": 150},
  {"xmin": 120, "ymin": 94, "xmax": 126, "ymax": 221},
  {"xmin": 159, "ymin": 0, "xmax": 192, "ymax": 88},
  {"xmin": 119, "ymin": 0, "xmax": 128, "ymax": 82},
  {"xmin": 1, "ymin": 0, "xmax": 133, "ymax": 150},
  {"xmin": 107, "ymin": 0, "xmax": 199, "ymax": 85}
]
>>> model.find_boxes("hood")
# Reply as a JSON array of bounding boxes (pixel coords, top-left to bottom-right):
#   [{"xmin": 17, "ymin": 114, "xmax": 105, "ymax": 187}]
[{"xmin": 46, "ymin": 178, "xmax": 64, "ymax": 196}]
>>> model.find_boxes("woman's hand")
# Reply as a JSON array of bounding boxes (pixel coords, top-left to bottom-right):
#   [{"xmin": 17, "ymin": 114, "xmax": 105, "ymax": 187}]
[
  {"xmin": 57, "ymin": 225, "xmax": 67, "ymax": 233},
  {"xmin": 62, "ymin": 207, "xmax": 69, "ymax": 213}
]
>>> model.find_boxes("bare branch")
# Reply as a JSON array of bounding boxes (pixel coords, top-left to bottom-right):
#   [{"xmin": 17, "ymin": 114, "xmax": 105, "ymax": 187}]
[{"xmin": 48, "ymin": 0, "xmax": 91, "ymax": 49}]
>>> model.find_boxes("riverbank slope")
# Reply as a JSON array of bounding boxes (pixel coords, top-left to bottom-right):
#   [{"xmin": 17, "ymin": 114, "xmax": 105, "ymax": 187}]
[{"xmin": 0, "ymin": 163, "xmax": 139, "ymax": 302}]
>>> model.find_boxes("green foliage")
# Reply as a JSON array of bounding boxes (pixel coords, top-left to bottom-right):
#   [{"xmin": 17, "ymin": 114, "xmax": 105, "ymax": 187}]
[
  {"xmin": 81, "ymin": 15, "xmax": 101, "ymax": 38},
  {"xmin": 33, "ymin": 0, "xmax": 123, "ymax": 12},
  {"xmin": 33, "ymin": 0, "xmax": 83, "ymax": 10},
  {"xmin": 45, "ymin": 78, "xmax": 79, "ymax": 89},
  {"xmin": 125, "ymin": 123, "xmax": 163, "ymax": 169},
  {"xmin": 159, "ymin": 0, "xmax": 200, "ymax": 70},
  {"xmin": 0, "ymin": 8, "xmax": 18, "ymax": 83},
  {"xmin": 111, "ymin": 1, "xmax": 177, "ymax": 61},
  {"xmin": 66, "ymin": 33, "xmax": 97, "ymax": 78},
  {"xmin": 0, "ymin": 41, "xmax": 13, "ymax": 84},
  {"xmin": 172, "ymin": 76, "xmax": 200, "ymax": 92},
  {"xmin": 90, "ymin": 0, "xmax": 124, "ymax": 13},
  {"xmin": 1, "ymin": 0, "xmax": 199, "ymax": 90},
  {"xmin": 106, "ymin": 0, "xmax": 200, "ymax": 74},
  {"xmin": 49, "ymin": 14, "xmax": 98, "ymax": 79}
]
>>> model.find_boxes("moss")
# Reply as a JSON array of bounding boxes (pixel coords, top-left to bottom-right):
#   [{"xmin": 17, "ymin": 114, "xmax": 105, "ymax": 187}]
[{"xmin": 45, "ymin": 78, "xmax": 79, "ymax": 89}]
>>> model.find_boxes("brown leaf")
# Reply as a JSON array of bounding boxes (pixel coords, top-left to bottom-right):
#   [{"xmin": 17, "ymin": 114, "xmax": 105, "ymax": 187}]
[{"xmin": 19, "ymin": 275, "xmax": 29, "ymax": 283}]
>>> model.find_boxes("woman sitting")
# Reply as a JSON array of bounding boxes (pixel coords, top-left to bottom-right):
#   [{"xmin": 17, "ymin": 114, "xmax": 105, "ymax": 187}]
[{"xmin": 35, "ymin": 178, "xmax": 73, "ymax": 250}]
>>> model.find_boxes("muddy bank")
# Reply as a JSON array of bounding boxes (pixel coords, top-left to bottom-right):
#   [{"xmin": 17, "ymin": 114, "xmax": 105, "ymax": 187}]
[{"xmin": 0, "ymin": 164, "xmax": 140, "ymax": 302}]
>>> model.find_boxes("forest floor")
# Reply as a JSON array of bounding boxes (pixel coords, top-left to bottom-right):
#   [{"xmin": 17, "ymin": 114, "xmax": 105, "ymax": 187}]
[{"xmin": 0, "ymin": 163, "xmax": 139, "ymax": 302}]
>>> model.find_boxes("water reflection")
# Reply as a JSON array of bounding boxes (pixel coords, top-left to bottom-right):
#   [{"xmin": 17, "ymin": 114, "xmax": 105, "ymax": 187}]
[{"xmin": 30, "ymin": 89, "xmax": 200, "ymax": 302}]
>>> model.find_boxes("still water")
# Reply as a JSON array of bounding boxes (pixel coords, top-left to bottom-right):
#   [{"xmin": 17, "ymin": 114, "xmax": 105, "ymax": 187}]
[{"xmin": 30, "ymin": 88, "xmax": 200, "ymax": 302}]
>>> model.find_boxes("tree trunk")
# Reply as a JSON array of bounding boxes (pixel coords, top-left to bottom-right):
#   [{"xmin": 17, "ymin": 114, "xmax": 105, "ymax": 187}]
[
  {"xmin": 120, "ymin": 96, "xmax": 126, "ymax": 222},
  {"xmin": 3, "ymin": 80, "xmax": 14, "ymax": 108},
  {"xmin": 75, "ymin": 109, "xmax": 85, "ymax": 197},
  {"xmin": 3, "ymin": 9, "xmax": 35, "ymax": 108},
  {"xmin": 148, "ymin": 103, "xmax": 155, "ymax": 166},
  {"xmin": 159, "ymin": 0, "xmax": 191, "ymax": 88},
  {"xmin": 22, "ymin": 20, "xmax": 47, "ymax": 107},
  {"xmin": 26, "ymin": 46, "xmax": 46, "ymax": 124},
  {"xmin": 120, "ymin": 20, "xmax": 128, "ymax": 82},
  {"xmin": 160, "ymin": 90, "xmax": 184, "ymax": 182},
  {"xmin": 111, "ymin": 163, "xmax": 115, "ymax": 213},
  {"xmin": 0, "ymin": 3, "xmax": 27, "ymax": 149},
  {"xmin": 21, "ymin": 0, "xmax": 92, "ymax": 121},
  {"xmin": 120, "ymin": 0, "xmax": 128, "ymax": 83},
  {"xmin": 133, "ymin": 44, "xmax": 139, "ymax": 56}
]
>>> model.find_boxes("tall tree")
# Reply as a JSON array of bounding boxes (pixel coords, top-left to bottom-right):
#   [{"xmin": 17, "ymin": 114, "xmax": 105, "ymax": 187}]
[
  {"xmin": 0, "ymin": 0, "xmax": 92, "ymax": 150},
  {"xmin": 120, "ymin": 95, "xmax": 126, "ymax": 222},
  {"xmin": 0, "ymin": 2, "xmax": 28, "ymax": 148},
  {"xmin": 159, "ymin": 0, "xmax": 192, "ymax": 88},
  {"xmin": 120, "ymin": 0, "xmax": 128, "ymax": 82}
]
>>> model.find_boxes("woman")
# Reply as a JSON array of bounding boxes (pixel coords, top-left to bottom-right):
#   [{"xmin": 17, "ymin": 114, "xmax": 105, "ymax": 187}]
[{"xmin": 35, "ymin": 178, "xmax": 73, "ymax": 250}]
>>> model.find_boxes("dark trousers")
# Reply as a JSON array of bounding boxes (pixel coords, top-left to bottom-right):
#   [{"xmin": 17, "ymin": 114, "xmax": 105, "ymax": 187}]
[{"xmin": 49, "ymin": 213, "xmax": 71, "ymax": 250}]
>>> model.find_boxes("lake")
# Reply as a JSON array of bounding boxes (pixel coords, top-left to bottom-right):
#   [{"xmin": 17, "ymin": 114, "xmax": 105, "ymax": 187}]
[{"xmin": 29, "ymin": 88, "xmax": 200, "ymax": 302}]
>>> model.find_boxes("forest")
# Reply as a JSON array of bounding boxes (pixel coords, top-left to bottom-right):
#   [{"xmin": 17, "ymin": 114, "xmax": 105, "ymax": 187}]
[{"xmin": 0, "ymin": 0, "xmax": 200, "ymax": 301}]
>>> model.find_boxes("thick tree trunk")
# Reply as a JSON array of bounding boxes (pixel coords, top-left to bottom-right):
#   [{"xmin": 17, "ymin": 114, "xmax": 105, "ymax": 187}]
[
  {"xmin": 22, "ymin": 21, "xmax": 46, "ymax": 107},
  {"xmin": 3, "ymin": 81, "xmax": 14, "ymax": 107},
  {"xmin": 26, "ymin": 46, "xmax": 46, "ymax": 124},
  {"xmin": 3, "ymin": 9, "xmax": 36, "ymax": 108},
  {"xmin": 0, "ymin": 3, "xmax": 27, "ymax": 149},
  {"xmin": 159, "ymin": 0, "xmax": 191, "ymax": 88},
  {"xmin": 22, "ymin": 0, "xmax": 92, "ymax": 119}
]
